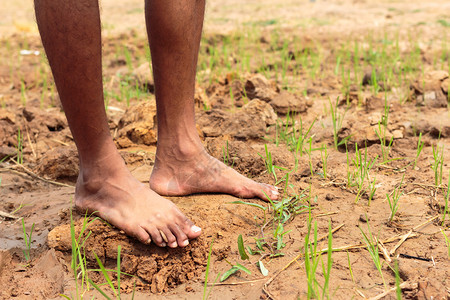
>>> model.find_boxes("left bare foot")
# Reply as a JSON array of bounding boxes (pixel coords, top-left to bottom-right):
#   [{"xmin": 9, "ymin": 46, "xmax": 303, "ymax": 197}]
[{"xmin": 149, "ymin": 142, "xmax": 279, "ymax": 201}]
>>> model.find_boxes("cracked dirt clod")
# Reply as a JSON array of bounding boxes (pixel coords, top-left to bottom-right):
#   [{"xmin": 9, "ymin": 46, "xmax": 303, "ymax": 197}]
[{"xmin": 47, "ymin": 219, "xmax": 208, "ymax": 294}]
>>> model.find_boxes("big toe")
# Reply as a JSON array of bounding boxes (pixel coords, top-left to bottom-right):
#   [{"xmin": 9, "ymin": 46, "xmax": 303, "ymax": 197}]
[{"xmin": 255, "ymin": 183, "xmax": 279, "ymax": 201}]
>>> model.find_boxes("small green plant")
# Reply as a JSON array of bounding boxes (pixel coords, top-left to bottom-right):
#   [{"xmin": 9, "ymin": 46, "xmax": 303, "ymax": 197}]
[
  {"xmin": 16, "ymin": 129, "xmax": 23, "ymax": 165},
  {"xmin": 440, "ymin": 229, "xmax": 450, "ymax": 258},
  {"xmin": 346, "ymin": 251, "xmax": 355, "ymax": 284},
  {"xmin": 413, "ymin": 133, "xmax": 424, "ymax": 169},
  {"xmin": 431, "ymin": 143, "xmax": 444, "ymax": 187},
  {"xmin": 375, "ymin": 96, "xmax": 394, "ymax": 163},
  {"xmin": 368, "ymin": 177, "xmax": 377, "ymax": 206},
  {"xmin": 203, "ymin": 239, "xmax": 218, "ymax": 300},
  {"xmin": 321, "ymin": 144, "xmax": 329, "ymax": 179},
  {"xmin": 20, "ymin": 79, "xmax": 27, "ymax": 106},
  {"xmin": 61, "ymin": 210, "xmax": 99, "ymax": 299},
  {"xmin": 394, "ymin": 260, "xmax": 402, "ymax": 300},
  {"xmin": 329, "ymin": 97, "xmax": 349, "ymax": 149},
  {"xmin": 258, "ymin": 144, "xmax": 285, "ymax": 181},
  {"xmin": 387, "ymin": 174, "xmax": 405, "ymax": 222},
  {"xmin": 88, "ymin": 248, "xmax": 122, "ymax": 299},
  {"xmin": 442, "ymin": 171, "xmax": 450, "ymax": 226},
  {"xmin": 221, "ymin": 237, "xmax": 252, "ymax": 283},
  {"xmin": 359, "ymin": 221, "xmax": 386, "ymax": 288},
  {"xmin": 350, "ymin": 143, "xmax": 378, "ymax": 203},
  {"xmin": 222, "ymin": 140, "xmax": 234, "ymax": 167},
  {"xmin": 21, "ymin": 219, "xmax": 35, "ymax": 263},
  {"xmin": 304, "ymin": 210, "xmax": 333, "ymax": 299}
]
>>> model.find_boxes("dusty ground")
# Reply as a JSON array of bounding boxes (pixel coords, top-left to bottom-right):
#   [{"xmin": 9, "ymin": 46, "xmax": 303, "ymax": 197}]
[{"xmin": 1, "ymin": 0, "xmax": 450, "ymax": 299}]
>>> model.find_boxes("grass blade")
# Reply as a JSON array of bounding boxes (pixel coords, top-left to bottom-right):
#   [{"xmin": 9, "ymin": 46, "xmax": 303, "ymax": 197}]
[
  {"xmin": 257, "ymin": 260, "xmax": 269, "ymax": 276},
  {"xmin": 220, "ymin": 267, "xmax": 238, "ymax": 282},
  {"xmin": 237, "ymin": 235, "xmax": 249, "ymax": 260}
]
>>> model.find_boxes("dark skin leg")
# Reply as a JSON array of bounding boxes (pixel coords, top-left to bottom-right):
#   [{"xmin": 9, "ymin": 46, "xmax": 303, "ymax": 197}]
[
  {"xmin": 34, "ymin": 0, "xmax": 278, "ymax": 248},
  {"xmin": 34, "ymin": 0, "xmax": 201, "ymax": 248},
  {"xmin": 146, "ymin": 0, "xmax": 279, "ymax": 201}
]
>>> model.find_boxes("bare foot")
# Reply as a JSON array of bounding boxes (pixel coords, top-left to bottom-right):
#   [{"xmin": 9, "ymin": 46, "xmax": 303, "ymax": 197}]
[
  {"xmin": 74, "ymin": 153, "xmax": 201, "ymax": 248},
  {"xmin": 149, "ymin": 142, "xmax": 279, "ymax": 201}
]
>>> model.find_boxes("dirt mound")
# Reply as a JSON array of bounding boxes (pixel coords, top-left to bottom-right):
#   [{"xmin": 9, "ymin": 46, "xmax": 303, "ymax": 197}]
[
  {"xmin": 206, "ymin": 138, "xmax": 265, "ymax": 176},
  {"xmin": 115, "ymin": 100, "xmax": 157, "ymax": 148},
  {"xmin": 411, "ymin": 70, "xmax": 449, "ymax": 108},
  {"xmin": 47, "ymin": 219, "xmax": 208, "ymax": 294},
  {"xmin": 35, "ymin": 145, "xmax": 79, "ymax": 181},
  {"xmin": 0, "ymin": 249, "xmax": 67, "ymax": 299},
  {"xmin": 197, "ymin": 99, "xmax": 277, "ymax": 139}
]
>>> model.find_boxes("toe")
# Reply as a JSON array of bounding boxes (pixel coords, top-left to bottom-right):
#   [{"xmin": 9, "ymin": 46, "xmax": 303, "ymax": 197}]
[
  {"xmin": 169, "ymin": 224, "xmax": 189, "ymax": 247},
  {"xmin": 145, "ymin": 225, "xmax": 166, "ymax": 247},
  {"xmin": 175, "ymin": 212, "xmax": 202, "ymax": 240},
  {"xmin": 261, "ymin": 183, "xmax": 280, "ymax": 201},
  {"xmin": 160, "ymin": 228, "xmax": 177, "ymax": 248},
  {"xmin": 133, "ymin": 225, "xmax": 152, "ymax": 245}
]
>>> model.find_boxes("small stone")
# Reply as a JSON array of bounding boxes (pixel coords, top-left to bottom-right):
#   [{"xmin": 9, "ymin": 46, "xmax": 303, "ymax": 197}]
[
  {"xmin": 325, "ymin": 194, "xmax": 334, "ymax": 201},
  {"xmin": 359, "ymin": 214, "xmax": 369, "ymax": 223}
]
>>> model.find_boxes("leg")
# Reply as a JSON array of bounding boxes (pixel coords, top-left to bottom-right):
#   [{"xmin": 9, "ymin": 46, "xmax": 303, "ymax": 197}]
[
  {"xmin": 34, "ymin": 0, "xmax": 201, "ymax": 248},
  {"xmin": 146, "ymin": 1, "xmax": 279, "ymax": 200}
]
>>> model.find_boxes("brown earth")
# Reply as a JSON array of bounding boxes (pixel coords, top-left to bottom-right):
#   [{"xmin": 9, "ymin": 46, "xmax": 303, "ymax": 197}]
[{"xmin": 1, "ymin": 0, "xmax": 450, "ymax": 299}]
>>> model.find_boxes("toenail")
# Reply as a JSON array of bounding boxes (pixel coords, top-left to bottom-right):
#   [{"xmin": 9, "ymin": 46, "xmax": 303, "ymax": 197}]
[
  {"xmin": 159, "ymin": 230, "xmax": 169, "ymax": 243},
  {"xmin": 169, "ymin": 242, "xmax": 178, "ymax": 248},
  {"xmin": 160, "ymin": 242, "xmax": 167, "ymax": 247},
  {"xmin": 145, "ymin": 238, "xmax": 152, "ymax": 245},
  {"xmin": 181, "ymin": 240, "xmax": 189, "ymax": 247},
  {"xmin": 191, "ymin": 225, "xmax": 201, "ymax": 233},
  {"xmin": 272, "ymin": 190, "xmax": 279, "ymax": 195}
]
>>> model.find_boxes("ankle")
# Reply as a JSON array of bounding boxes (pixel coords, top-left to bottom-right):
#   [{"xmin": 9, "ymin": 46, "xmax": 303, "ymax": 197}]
[
  {"xmin": 78, "ymin": 152, "xmax": 127, "ymax": 185},
  {"xmin": 156, "ymin": 135, "xmax": 205, "ymax": 161}
]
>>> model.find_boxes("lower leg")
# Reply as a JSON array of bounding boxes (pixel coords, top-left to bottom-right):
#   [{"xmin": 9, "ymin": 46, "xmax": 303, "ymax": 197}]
[
  {"xmin": 146, "ymin": 0, "xmax": 279, "ymax": 200},
  {"xmin": 34, "ymin": 0, "xmax": 200, "ymax": 248}
]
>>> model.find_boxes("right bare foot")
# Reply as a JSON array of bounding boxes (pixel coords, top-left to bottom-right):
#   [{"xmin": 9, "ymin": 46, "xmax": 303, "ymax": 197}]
[{"xmin": 74, "ymin": 152, "xmax": 201, "ymax": 248}]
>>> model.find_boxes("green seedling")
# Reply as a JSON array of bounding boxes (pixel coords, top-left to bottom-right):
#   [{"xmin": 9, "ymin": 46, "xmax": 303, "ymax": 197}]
[
  {"xmin": 304, "ymin": 209, "xmax": 333, "ymax": 299},
  {"xmin": 351, "ymin": 143, "xmax": 378, "ymax": 203},
  {"xmin": 440, "ymin": 229, "xmax": 450, "ymax": 258},
  {"xmin": 16, "ymin": 129, "xmax": 23, "ymax": 165},
  {"xmin": 375, "ymin": 96, "xmax": 394, "ymax": 163},
  {"xmin": 442, "ymin": 171, "xmax": 450, "ymax": 226},
  {"xmin": 21, "ymin": 219, "xmax": 35, "ymax": 263},
  {"xmin": 222, "ymin": 140, "xmax": 234, "ymax": 167},
  {"xmin": 238, "ymin": 234, "xmax": 249, "ymax": 260},
  {"xmin": 258, "ymin": 144, "xmax": 285, "ymax": 181},
  {"xmin": 387, "ymin": 174, "xmax": 405, "ymax": 222},
  {"xmin": 220, "ymin": 260, "xmax": 251, "ymax": 282},
  {"xmin": 368, "ymin": 177, "xmax": 377, "ymax": 206},
  {"xmin": 359, "ymin": 221, "xmax": 386, "ymax": 288},
  {"xmin": 20, "ymin": 79, "xmax": 27, "ymax": 106},
  {"xmin": 413, "ymin": 133, "xmax": 424, "ymax": 169},
  {"xmin": 203, "ymin": 239, "xmax": 219, "ymax": 300},
  {"xmin": 431, "ymin": 143, "xmax": 444, "ymax": 187},
  {"xmin": 321, "ymin": 144, "xmax": 329, "ymax": 179},
  {"xmin": 375, "ymin": 121, "xmax": 394, "ymax": 164},
  {"xmin": 346, "ymin": 251, "xmax": 355, "ymax": 284},
  {"xmin": 394, "ymin": 260, "xmax": 402, "ymax": 300},
  {"xmin": 62, "ymin": 210, "xmax": 100, "ymax": 299},
  {"xmin": 88, "ymin": 250, "xmax": 120, "ymax": 299},
  {"xmin": 329, "ymin": 97, "xmax": 349, "ymax": 150}
]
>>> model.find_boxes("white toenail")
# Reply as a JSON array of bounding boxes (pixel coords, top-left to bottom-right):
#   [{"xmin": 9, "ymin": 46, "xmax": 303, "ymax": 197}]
[
  {"xmin": 161, "ymin": 242, "xmax": 167, "ymax": 247},
  {"xmin": 181, "ymin": 240, "xmax": 189, "ymax": 247},
  {"xmin": 272, "ymin": 190, "xmax": 279, "ymax": 195},
  {"xmin": 191, "ymin": 225, "xmax": 201, "ymax": 233},
  {"xmin": 159, "ymin": 230, "xmax": 169, "ymax": 243},
  {"xmin": 170, "ymin": 242, "xmax": 177, "ymax": 248},
  {"xmin": 146, "ymin": 238, "xmax": 152, "ymax": 245}
]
